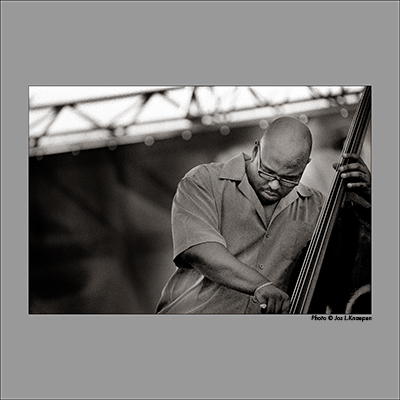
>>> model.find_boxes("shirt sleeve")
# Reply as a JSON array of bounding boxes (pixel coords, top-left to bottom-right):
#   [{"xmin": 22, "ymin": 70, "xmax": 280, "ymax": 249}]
[{"xmin": 171, "ymin": 166, "xmax": 227, "ymax": 261}]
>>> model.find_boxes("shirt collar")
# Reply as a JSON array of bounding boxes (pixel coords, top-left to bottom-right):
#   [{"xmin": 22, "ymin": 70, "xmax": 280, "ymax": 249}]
[
  {"xmin": 219, "ymin": 152, "xmax": 313, "ymax": 198},
  {"xmin": 219, "ymin": 152, "xmax": 248, "ymax": 181}
]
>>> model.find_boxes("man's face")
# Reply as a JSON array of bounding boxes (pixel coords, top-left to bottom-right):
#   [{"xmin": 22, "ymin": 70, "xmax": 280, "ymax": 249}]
[{"xmin": 247, "ymin": 142, "xmax": 307, "ymax": 205}]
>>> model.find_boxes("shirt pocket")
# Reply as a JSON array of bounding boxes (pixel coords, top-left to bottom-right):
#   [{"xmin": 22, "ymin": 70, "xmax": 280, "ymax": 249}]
[{"xmin": 279, "ymin": 221, "xmax": 315, "ymax": 261}]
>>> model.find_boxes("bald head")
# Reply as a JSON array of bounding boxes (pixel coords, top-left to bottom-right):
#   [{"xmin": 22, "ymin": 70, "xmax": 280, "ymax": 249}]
[{"xmin": 260, "ymin": 117, "xmax": 312, "ymax": 169}]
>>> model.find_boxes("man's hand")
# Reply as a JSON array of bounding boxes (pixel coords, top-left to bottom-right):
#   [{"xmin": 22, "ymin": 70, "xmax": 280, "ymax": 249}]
[
  {"xmin": 255, "ymin": 284, "xmax": 291, "ymax": 314},
  {"xmin": 333, "ymin": 153, "xmax": 371, "ymax": 201}
]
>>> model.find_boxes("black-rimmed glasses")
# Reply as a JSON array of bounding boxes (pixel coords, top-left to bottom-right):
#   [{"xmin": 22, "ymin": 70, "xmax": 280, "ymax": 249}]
[{"xmin": 256, "ymin": 142, "xmax": 300, "ymax": 188}]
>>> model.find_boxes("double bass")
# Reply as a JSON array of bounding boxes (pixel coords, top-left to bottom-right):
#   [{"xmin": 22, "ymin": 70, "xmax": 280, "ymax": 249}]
[{"xmin": 289, "ymin": 86, "xmax": 372, "ymax": 314}]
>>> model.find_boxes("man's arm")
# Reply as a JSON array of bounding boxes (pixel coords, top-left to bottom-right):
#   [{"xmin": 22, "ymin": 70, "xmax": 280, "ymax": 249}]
[{"xmin": 179, "ymin": 242, "xmax": 291, "ymax": 314}]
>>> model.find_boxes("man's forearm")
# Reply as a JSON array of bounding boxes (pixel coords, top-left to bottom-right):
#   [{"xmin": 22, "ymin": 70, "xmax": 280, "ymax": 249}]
[{"xmin": 179, "ymin": 242, "xmax": 270, "ymax": 295}]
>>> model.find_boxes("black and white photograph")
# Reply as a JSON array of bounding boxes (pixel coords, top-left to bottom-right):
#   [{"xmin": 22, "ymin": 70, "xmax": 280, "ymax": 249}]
[
  {"xmin": 2, "ymin": 2, "xmax": 399, "ymax": 399},
  {"xmin": 28, "ymin": 85, "xmax": 372, "ymax": 315}
]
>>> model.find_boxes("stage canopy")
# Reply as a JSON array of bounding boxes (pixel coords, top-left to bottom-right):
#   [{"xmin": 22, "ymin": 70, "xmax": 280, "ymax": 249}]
[{"xmin": 29, "ymin": 86, "xmax": 364, "ymax": 156}]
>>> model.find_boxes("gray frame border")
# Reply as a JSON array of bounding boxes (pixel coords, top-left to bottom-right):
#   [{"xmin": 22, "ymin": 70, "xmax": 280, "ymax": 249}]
[{"xmin": 2, "ymin": 2, "xmax": 399, "ymax": 399}]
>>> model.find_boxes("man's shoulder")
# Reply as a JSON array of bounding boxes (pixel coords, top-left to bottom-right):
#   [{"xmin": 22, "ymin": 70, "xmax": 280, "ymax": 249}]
[
  {"xmin": 183, "ymin": 159, "xmax": 232, "ymax": 184},
  {"xmin": 175, "ymin": 162, "xmax": 224, "ymax": 193},
  {"xmin": 184, "ymin": 153, "xmax": 247, "ymax": 182},
  {"xmin": 297, "ymin": 183, "xmax": 326, "ymax": 205},
  {"xmin": 185, "ymin": 162, "xmax": 224, "ymax": 178}
]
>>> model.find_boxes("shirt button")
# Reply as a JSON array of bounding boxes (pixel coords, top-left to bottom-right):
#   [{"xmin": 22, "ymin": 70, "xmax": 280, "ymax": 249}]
[{"xmin": 259, "ymin": 264, "xmax": 264, "ymax": 270}]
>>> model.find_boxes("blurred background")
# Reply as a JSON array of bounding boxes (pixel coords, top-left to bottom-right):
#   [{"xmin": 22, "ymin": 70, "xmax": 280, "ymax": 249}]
[{"xmin": 28, "ymin": 86, "xmax": 371, "ymax": 314}]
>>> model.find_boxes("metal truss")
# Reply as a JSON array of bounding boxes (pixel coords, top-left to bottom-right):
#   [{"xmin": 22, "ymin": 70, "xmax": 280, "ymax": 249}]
[{"xmin": 29, "ymin": 86, "xmax": 364, "ymax": 156}]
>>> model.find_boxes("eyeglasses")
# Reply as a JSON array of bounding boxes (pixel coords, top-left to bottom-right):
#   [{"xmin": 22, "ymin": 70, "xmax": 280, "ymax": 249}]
[{"xmin": 256, "ymin": 142, "xmax": 300, "ymax": 188}]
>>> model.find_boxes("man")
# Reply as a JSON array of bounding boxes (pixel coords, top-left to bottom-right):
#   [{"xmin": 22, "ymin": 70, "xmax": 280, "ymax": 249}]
[{"xmin": 156, "ymin": 116, "xmax": 371, "ymax": 314}]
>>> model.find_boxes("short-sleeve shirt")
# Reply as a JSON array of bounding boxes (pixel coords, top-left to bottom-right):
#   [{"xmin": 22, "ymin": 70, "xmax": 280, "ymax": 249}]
[{"xmin": 156, "ymin": 153, "xmax": 325, "ymax": 314}]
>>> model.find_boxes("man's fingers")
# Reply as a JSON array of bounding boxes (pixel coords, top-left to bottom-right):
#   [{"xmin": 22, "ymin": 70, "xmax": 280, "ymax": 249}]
[
  {"xmin": 282, "ymin": 298, "xmax": 291, "ymax": 314},
  {"xmin": 273, "ymin": 299, "xmax": 282, "ymax": 314},
  {"xmin": 257, "ymin": 285, "xmax": 290, "ymax": 314},
  {"xmin": 340, "ymin": 170, "xmax": 367, "ymax": 180},
  {"xmin": 259, "ymin": 297, "xmax": 279, "ymax": 314},
  {"xmin": 266, "ymin": 300, "xmax": 275, "ymax": 314},
  {"xmin": 260, "ymin": 303, "xmax": 267, "ymax": 314},
  {"xmin": 347, "ymin": 182, "xmax": 368, "ymax": 189},
  {"xmin": 263, "ymin": 297, "xmax": 290, "ymax": 314},
  {"xmin": 339, "ymin": 162, "xmax": 368, "ymax": 173},
  {"xmin": 342, "ymin": 153, "xmax": 364, "ymax": 163}
]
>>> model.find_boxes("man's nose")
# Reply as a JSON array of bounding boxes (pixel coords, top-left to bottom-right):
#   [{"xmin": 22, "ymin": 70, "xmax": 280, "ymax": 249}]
[{"xmin": 268, "ymin": 179, "xmax": 280, "ymax": 191}]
